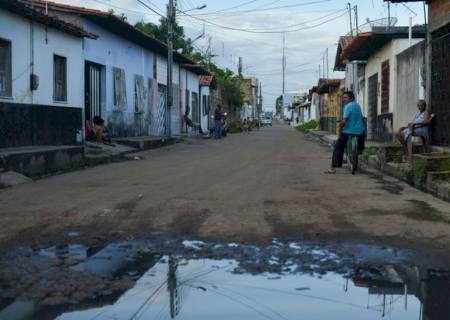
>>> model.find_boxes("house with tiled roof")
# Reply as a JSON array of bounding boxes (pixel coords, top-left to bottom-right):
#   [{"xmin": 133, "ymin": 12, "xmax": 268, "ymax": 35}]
[
  {"xmin": 198, "ymin": 75, "xmax": 216, "ymax": 133},
  {"xmin": 0, "ymin": 0, "xmax": 97, "ymax": 175},
  {"xmin": 23, "ymin": 0, "xmax": 210, "ymax": 139},
  {"xmin": 0, "ymin": 0, "xmax": 97, "ymax": 148},
  {"xmin": 316, "ymin": 78, "xmax": 344, "ymax": 135},
  {"xmin": 341, "ymin": 26, "xmax": 426, "ymax": 142}
]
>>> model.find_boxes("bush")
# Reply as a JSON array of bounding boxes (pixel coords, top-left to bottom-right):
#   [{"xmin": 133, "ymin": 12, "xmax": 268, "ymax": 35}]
[
  {"xmin": 295, "ymin": 120, "xmax": 318, "ymax": 133},
  {"xmin": 228, "ymin": 122, "xmax": 243, "ymax": 134}
]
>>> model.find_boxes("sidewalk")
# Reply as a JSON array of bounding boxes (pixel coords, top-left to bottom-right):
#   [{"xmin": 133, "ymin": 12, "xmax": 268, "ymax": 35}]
[{"xmin": 306, "ymin": 129, "xmax": 450, "ymax": 202}]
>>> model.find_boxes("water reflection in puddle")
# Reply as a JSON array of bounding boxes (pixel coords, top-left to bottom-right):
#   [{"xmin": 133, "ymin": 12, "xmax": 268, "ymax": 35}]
[
  {"xmin": 59, "ymin": 257, "xmax": 421, "ymax": 320},
  {"xmin": 0, "ymin": 239, "xmax": 449, "ymax": 320}
]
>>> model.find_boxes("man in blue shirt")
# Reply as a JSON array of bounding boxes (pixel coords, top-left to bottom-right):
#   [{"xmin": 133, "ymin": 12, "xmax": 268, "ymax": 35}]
[{"xmin": 327, "ymin": 91, "xmax": 365, "ymax": 173}]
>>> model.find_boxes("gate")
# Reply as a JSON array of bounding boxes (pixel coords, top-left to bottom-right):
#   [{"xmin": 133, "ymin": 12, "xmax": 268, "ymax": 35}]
[
  {"xmin": 431, "ymin": 24, "xmax": 450, "ymax": 145},
  {"xmin": 367, "ymin": 73, "xmax": 379, "ymax": 141},
  {"xmin": 153, "ymin": 84, "xmax": 166, "ymax": 137},
  {"xmin": 171, "ymin": 84, "xmax": 181, "ymax": 136}
]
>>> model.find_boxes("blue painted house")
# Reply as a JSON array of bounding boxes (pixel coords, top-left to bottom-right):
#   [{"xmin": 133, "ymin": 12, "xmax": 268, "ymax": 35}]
[{"xmin": 32, "ymin": 0, "xmax": 210, "ymax": 138}]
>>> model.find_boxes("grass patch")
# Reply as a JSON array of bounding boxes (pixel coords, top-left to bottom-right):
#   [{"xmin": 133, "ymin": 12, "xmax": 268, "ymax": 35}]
[
  {"xmin": 295, "ymin": 120, "xmax": 318, "ymax": 133},
  {"xmin": 406, "ymin": 200, "xmax": 450, "ymax": 223},
  {"xmin": 86, "ymin": 148, "xmax": 106, "ymax": 156}
]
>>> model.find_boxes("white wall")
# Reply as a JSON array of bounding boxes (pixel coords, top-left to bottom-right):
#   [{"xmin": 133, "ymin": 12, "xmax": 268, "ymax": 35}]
[
  {"xmin": 364, "ymin": 38, "xmax": 422, "ymax": 119},
  {"xmin": 0, "ymin": 11, "xmax": 83, "ymax": 108}
]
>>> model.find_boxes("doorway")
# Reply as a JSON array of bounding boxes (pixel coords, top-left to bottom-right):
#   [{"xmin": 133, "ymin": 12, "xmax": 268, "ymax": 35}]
[{"xmin": 84, "ymin": 62, "xmax": 102, "ymax": 121}]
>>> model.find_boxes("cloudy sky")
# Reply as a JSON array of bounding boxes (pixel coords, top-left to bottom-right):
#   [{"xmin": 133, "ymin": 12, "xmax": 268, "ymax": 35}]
[{"xmin": 56, "ymin": 0, "xmax": 427, "ymax": 110}]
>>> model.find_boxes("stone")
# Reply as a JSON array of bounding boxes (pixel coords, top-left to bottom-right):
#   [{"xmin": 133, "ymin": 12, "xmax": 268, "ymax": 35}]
[{"xmin": 0, "ymin": 171, "xmax": 32, "ymax": 188}]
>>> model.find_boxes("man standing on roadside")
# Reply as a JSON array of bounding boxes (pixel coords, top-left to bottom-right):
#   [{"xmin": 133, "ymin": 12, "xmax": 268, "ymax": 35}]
[
  {"xmin": 326, "ymin": 91, "xmax": 365, "ymax": 174},
  {"xmin": 214, "ymin": 104, "xmax": 222, "ymax": 139}
]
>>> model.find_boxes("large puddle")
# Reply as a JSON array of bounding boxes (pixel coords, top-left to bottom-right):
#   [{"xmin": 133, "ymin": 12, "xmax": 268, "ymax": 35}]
[{"xmin": 0, "ymin": 239, "xmax": 449, "ymax": 319}]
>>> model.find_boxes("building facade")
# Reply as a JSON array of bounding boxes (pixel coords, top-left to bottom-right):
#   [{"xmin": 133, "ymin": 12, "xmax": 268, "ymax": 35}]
[{"xmin": 0, "ymin": 1, "xmax": 96, "ymax": 148}]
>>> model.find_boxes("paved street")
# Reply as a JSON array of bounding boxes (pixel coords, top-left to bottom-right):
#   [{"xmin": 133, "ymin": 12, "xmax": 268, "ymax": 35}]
[{"xmin": 1, "ymin": 124, "xmax": 450, "ymax": 260}]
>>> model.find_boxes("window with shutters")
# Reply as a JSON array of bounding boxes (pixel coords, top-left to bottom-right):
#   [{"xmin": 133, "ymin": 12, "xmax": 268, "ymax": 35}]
[
  {"xmin": 134, "ymin": 74, "xmax": 145, "ymax": 113},
  {"xmin": 0, "ymin": 39, "xmax": 12, "ymax": 97},
  {"xmin": 53, "ymin": 55, "xmax": 67, "ymax": 102},
  {"xmin": 113, "ymin": 67, "xmax": 127, "ymax": 110},
  {"xmin": 381, "ymin": 59, "xmax": 390, "ymax": 114}
]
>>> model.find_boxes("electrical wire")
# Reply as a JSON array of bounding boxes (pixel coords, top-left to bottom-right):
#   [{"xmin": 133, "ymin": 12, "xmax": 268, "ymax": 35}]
[
  {"xmin": 179, "ymin": 8, "xmax": 348, "ymax": 34},
  {"xmin": 193, "ymin": 0, "xmax": 262, "ymax": 16},
  {"xmin": 189, "ymin": 0, "xmax": 332, "ymax": 16},
  {"xmin": 136, "ymin": 0, "xmax": 165, "ymax": 18}
]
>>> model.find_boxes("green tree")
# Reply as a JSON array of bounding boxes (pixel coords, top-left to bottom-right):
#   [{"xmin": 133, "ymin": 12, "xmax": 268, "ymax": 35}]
[
  {"xmin": 135, "ymin": 19, "xmax": 243, "ymax": 110},
  {"xmin": 135, "ymin": 18, "xmax": 194, "ymax": 54}
]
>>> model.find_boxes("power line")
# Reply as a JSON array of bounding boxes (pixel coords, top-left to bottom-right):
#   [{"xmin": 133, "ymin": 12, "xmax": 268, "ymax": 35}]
[
  {"xmin": 189, "ymin": 0, "xmax": 332, "ymax": 16},
  {"xmin": 195, "ymin": 0, "xmax": 262, "ymax": 16},
  {"xmin": 89, "ymin": 0, "xmax": 160, "ymax": 16},
  {"xmin": 136, "ymin": 0, "xmax": 164, "ymax": 18},
  {"xmin": 179, "ymin": 8, "xmax": 348, "ymax": 34}
]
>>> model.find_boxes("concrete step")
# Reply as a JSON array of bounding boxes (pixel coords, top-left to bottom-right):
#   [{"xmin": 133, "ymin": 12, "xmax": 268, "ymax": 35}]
[{"xmin": 113, "ymin": 136, "xmax": 179, "ymax": 150}]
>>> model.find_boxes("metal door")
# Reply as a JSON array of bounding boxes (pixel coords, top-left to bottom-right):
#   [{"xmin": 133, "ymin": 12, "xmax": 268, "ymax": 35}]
[
  {"xmin": 85, "ymin": 62, "xmax": 101, "ymax": 121},
  {"xmin": 431, "ymin": 24, "xmax": 450, "ymax": 145},
  {"xmin": 367, "ymin": 73, "xmax": 378, "ymax": 141}
]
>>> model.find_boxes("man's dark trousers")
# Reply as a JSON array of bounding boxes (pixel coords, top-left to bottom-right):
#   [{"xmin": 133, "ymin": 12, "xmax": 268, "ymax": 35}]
[{"xmin": 332, "ymin": 133, "xmax": 365, "ymax": 168}]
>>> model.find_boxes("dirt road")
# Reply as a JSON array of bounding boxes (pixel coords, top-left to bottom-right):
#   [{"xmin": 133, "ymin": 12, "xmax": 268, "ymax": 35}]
[{"xmin": 1, "ymin": 124, "xmax": 449, "ymax": 264}]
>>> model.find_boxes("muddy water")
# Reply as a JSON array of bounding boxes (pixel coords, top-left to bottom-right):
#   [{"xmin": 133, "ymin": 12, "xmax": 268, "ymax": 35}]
[{"xmin": 0, "ymin": 239, "xmax": 449, "ymax": 319}]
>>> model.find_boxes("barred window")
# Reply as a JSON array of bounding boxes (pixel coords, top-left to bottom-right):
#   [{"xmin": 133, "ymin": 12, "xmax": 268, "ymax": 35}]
[
  {"xmin": 53, "ymin": 55, "xmax": 67, "ymax": 102},
  {"xmin": 0, "ymin": 39, "xmax": 11, "ymax": 97}
]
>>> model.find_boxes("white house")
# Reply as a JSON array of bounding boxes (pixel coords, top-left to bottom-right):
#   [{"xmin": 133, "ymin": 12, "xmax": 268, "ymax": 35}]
[
  {"xmin": 199, "ymin": 75, "xmax": 216, "ymax": 134},
  {"xmin": 0, "ymin": 0, "xmax": 96, "ymax": 148},
  {"xmin": 341, "ymin": 26, "xmax": 426, "ymax": 142}
]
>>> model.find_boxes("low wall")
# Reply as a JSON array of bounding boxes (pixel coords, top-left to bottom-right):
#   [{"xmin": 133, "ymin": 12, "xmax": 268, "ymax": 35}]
[
  {"xmin": 0, "ymin": 102, "xmax": 82, "ymax": 148},
  {"xmin": 0, "ymin": 146, "xmax": 84, "ymax": 177}
]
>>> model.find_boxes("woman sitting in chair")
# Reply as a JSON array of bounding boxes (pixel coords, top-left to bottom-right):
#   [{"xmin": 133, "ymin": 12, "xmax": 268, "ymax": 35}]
[{"xmin": 396, "ymin": 99, "xmax": 431, "ymax": 159}]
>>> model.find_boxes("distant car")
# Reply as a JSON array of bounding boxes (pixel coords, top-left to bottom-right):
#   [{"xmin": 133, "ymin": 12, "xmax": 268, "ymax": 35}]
[{"xmin": 261, "ymin": 117, "xmax": 273, "ymax": 126}]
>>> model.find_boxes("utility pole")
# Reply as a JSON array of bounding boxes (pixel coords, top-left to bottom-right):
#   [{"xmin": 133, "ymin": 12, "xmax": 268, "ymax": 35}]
[
  {"xmin": 326, "ymin": 48, "xmax": 329, "ymax": 78},
  {"xmin": 282, "ymin": 32, "xmax": 286, "ymax": 94},
  {"xmin": 168, "ymin": 256, "xmax": 179, "ymax": 318},
  {"xmin": 354, "ymin": 5, "xmax": 358, "ymax": 35},
  {"xmin": 258, "ymin": 82, "xmax": 262, "ymax": 120},
  {"xmin": 318, "ymin": 64, "xmax": 321, "ymax": 80},
  {"xmin": 238, "ymin": 56, "xmax": 243, "ymax": 78},
  {"xmin": 207, "ymin": 36, "xmax": 212, "ymax": 67},
  {"xmin": 322, "ymin": 54, "xmax": 325, "ymax": 78},
  {"xmin": 387, "ymin": 1, "xmax": 391, "ymax": 29},
  {"xmin": 348, "ymin": 2, "xmax": 353, "ymax": 36},
  {"xmin": 166, "ymin": 0, "xmax": 175, "ymax": 138}
]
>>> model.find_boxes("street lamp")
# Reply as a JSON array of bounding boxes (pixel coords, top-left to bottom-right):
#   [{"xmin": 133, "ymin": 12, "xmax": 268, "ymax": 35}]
[{"xmin": 178, "ymin": 4, "xmax": 207, "ymax": 13}]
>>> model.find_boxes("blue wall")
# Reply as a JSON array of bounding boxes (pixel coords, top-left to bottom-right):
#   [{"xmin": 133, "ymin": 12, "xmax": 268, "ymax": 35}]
[{"xmin": 81, "ymin": 20, "xmax": 155, "ymax": 137}]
